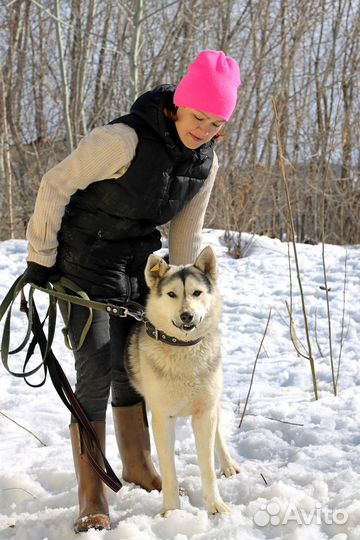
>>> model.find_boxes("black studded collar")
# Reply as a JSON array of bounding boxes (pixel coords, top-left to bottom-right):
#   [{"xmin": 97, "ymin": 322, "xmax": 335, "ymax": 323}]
[{"xmin": 144, "ymin": 320, "xmax": 204, "ymax": 347}]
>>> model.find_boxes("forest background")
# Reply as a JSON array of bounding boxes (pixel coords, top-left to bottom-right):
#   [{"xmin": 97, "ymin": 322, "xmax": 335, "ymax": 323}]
[{"xmin": 1, "ymin": 0, "xmax": 359, "ymax": 247}]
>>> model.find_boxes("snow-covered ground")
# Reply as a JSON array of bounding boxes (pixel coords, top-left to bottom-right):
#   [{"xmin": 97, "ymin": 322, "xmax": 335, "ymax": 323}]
[{"xmin": 0, "ymin": 230, "xmax": 359, "ymax": 540}]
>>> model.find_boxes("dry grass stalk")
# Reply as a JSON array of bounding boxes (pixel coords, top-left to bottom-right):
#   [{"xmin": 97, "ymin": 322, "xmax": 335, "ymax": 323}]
[
  {"xmin": 336, "ymin": 250, "xmax": 349, "ymax": 388},
  {"xmin": 272, "ymin": 98, "xmax": 318, "ymax": 400},
  {"xmin": 0, "ymin": 410, "xmax": 47, "ymax": 447},
  {"xmin": 238, "ymin": 309, "xmax": 272, "ymax": 430}
]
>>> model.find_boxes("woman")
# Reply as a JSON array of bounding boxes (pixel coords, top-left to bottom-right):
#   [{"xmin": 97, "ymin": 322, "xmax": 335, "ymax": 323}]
[{"xmin": 25, "ymin": 50, "xmax": 241, "ymax": 532}]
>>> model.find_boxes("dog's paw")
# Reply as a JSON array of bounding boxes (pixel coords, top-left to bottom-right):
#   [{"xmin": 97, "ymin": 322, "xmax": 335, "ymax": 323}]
[
  {"xmin": 221, "ymin": 462, "xmax": 240, "ymax": 477},
  {"xmin": 160, "ymin": 494, "xmax": 181, "ymax": 517},
  {"xmin": 160, "ymin": 505, "xmax": 180, "ymax": 518},
  {"xmin": 208, "ymin": 498, "xmax": 231, "ymax": 514},
  {"xmin": 160, "ymin": 509, "xmax": 173, "ymax": 518}
]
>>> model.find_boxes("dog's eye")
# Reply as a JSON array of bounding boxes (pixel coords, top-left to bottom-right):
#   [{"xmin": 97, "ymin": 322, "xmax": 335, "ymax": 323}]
[
  {"xmin": 193, "ymin": 290, "xmax": 202, "ymax": 297},
  {"xmin": 167, "ymin": 291, "xmax": 177, "ymax": 298}
]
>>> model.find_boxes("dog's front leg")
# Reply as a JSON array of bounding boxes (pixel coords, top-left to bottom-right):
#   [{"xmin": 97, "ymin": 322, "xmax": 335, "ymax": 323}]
[
  {"xmin": 152, "ymin": 414, "xmax": 180, "ymax": 516},
  {"xmin": 215, "ymin": 405, "xmax": 241, "ymax": 477},
  {"xmin": 192, "ymin": 408, "xmax": 230, "ymax": 514}
]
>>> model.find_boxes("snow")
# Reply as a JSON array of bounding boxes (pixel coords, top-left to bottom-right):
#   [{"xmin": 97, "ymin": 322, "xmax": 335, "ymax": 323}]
[{"xmin": 0, "ymin": 230, "xmax": 359, "ymax": 540}]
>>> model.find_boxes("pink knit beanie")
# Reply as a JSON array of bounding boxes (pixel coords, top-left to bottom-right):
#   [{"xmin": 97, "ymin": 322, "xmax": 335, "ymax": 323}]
[{"xmin": 173, "ymin": 50, "xmax": 241, "ymax": 121}]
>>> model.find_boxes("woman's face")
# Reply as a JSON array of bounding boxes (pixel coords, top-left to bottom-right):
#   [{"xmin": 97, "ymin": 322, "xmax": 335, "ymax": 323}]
[{"xmin": 175, "ymin": 107, "xmax": 225, "ymax": 149}]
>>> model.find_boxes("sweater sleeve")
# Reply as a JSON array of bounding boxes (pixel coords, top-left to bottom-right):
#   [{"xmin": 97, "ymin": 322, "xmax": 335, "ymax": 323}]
[
  {"xmin": 26, "ymin": 123, "xmax": 138, "ymax": 267},
  {"xmin": 168, "ymin": 151, "xmax": 219, "ymax": 265}
]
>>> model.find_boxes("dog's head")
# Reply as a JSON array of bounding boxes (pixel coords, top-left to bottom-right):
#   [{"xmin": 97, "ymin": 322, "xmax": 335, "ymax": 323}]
[{"xmin": 144, "ymin": 246, "xmax": 221, "ymax": 339}]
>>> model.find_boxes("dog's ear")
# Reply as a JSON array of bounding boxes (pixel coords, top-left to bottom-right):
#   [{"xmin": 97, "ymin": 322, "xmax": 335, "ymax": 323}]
[
  {"xmin": 194, "ymin": 246, "xmax": 217, "ymax": 282},
  {"xmin": 145, "ymin": 254, "xmax": 169, "ymax": 288}
]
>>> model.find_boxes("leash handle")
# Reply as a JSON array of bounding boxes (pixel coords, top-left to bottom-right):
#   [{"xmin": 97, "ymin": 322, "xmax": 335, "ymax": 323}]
[{"xmin": 0, "ymin": 275, "xmax": 48, "ymax": 378}]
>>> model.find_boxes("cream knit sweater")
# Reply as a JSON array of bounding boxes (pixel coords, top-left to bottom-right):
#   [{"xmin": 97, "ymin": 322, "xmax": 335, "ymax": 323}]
[{"xmin": 26, "ymin": 123, "xmax": 218, "ymax": 267}]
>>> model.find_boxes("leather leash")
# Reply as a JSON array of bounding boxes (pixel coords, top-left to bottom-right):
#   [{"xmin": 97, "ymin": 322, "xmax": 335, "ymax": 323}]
[{"xmin": 0, "ymin": 275, "xmax": 124, "ymax": 492}]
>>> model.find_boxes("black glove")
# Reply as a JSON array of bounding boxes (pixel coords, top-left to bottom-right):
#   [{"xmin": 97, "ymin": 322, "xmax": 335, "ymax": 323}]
[{"xmin": 22, "ymin": 262, "xmax": 58, "ymax": 287}]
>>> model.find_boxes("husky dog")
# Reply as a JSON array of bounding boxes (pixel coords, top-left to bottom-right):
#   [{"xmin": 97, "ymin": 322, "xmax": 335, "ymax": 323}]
[{"xmin": 126, "ymin": 246, "xmax": 240, "ymax": 515}]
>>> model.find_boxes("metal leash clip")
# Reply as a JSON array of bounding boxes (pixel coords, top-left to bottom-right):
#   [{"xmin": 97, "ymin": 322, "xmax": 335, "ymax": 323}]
[{"xmin": 129, "ymin": 308, "xmax": 147, "ymax": 322}]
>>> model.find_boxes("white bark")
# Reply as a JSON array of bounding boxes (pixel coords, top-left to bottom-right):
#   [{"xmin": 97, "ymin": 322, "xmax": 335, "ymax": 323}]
[{"xmin": 54, "ymin": 0, "xmax": 74, "ymax": 153}]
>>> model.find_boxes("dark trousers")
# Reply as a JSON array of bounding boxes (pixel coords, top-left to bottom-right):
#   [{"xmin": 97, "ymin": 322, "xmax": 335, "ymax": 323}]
[{"xmin": 59, "ymin": 300, "xmax": 142, "ymax": 422}]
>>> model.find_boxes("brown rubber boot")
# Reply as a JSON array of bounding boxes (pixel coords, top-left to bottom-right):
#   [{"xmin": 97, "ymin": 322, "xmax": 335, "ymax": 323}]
[
  {"xmin": 69, "ymin": 421, "xmax": 110, "ymax": 533},
  {"xmin": 112, "ymin": 401, "xmax": 162, "ymax": 492}
]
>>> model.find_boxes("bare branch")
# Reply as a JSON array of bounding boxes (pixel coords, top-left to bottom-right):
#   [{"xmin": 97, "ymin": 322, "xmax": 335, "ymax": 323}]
[
  {"xmin": 238, "ymin": 309, "xmax": 272, "ymax": 430},
  {"xmin": 0, "ymin": 410, "xmax": 47, "ymax": 446}
]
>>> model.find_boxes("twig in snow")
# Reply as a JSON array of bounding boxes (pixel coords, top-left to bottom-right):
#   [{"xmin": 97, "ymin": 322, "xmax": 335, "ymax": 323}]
[
  {"xmin": 321, "ymin": 240, "xmax": 337, "ymax": 396},
  {"xmin": 0, "ymin": 411, "xmax": 47, "ymax": 447},
  {"xmin": 1, "ymin": 487, "xmax": 38, "ymax": 499},
  {"xmin": 238, "ymin": 309, "xmax": 272, "ymax": 429},
  {"xmin": 260, "ymin": 473, "xmax": 268, "ymax": 485},
  {"xmin": 336, "ymin": 250, "xmax": 349, "ymax": 387},
  {"xmin": 245, "ymin": 413, "xmax": 304, "ymax": 427}
]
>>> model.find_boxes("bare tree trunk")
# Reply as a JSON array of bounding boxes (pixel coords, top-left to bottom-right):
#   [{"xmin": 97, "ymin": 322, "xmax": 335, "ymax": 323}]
[
  {"xmin": 129, "ymin": 0, "xmax": 144, "ymax": 103},
  {"xmin": 30, "ymin": 3, "xmax": 46, "ymax": 142},
  {"xmin": 90, "ymin": 1, "xmax": 112, "ymax": 128},
  {"xmin": 3, "ymin": 0, "xmax": 28, "ymax": 173},
  {"xmin": 54, "ymin": 0, "xmax": 74, "ymax": 153},
  {"xmin": 0, "ymin": 71, "xmax": 15, "ymax": 239},
  {"xmin": 69, "ymin": 0, "xmax": 82, "ymax": 143},
  {"xmin": 77, "ymin": 0, "xmax": 97, "ymax": 134}
]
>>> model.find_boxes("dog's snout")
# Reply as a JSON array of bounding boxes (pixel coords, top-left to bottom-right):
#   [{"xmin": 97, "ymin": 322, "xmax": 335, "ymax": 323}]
[{"xmin": 180, "ymin": 311, "xmax": 194, "ymax": 324}]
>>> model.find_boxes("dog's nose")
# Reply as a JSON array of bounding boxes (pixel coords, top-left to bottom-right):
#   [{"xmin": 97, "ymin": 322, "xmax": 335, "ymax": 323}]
[{"xmin": 180, "ymin": 311, "xmax": 194, "ymax": 324}]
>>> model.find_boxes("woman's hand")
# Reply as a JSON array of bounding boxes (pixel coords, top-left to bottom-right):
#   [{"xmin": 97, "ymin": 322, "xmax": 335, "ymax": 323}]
[{"xmin": 23, "ymin": 262, "xmax": 58, "ymax": 287}]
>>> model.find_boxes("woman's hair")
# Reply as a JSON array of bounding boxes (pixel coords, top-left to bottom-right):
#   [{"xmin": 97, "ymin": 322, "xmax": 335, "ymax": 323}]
[{"xmin": 163, "ymin": 99, "xmax": 225, "ymax": 140}]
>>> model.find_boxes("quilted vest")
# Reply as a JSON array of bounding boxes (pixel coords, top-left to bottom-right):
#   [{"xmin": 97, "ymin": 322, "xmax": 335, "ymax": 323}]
[{"xmin": 56, "ymin": 85, "xmax": 214, "ymax": 299}]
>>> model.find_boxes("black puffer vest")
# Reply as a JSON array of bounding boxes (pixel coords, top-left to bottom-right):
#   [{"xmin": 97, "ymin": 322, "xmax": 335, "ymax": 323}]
[{"xmin": 56, "ymin": 85, "xmax": 214, "ymax": 299}]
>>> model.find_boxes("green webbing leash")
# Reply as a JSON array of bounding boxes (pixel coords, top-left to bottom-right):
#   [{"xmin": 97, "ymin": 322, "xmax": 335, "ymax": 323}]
[
  {"xmin": 0, "ymin": 274, "xmax": 46, "ymax": 378},
  {"xmin": 0, "ymin": 273, "xmax": 147, "ymax": 493},
  {"xmin": 52, "ymin": 278, "xmax": 93, "ymax": 352},
  {"xmin": 0, "ymin": 274, "xmax": 146, "ymax": 379}
]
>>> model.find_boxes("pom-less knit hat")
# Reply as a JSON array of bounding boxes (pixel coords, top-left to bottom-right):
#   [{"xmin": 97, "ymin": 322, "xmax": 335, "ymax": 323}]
[{"xmin": 173, "ymin": 50, "xmax": 241, "ymax": 121}]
